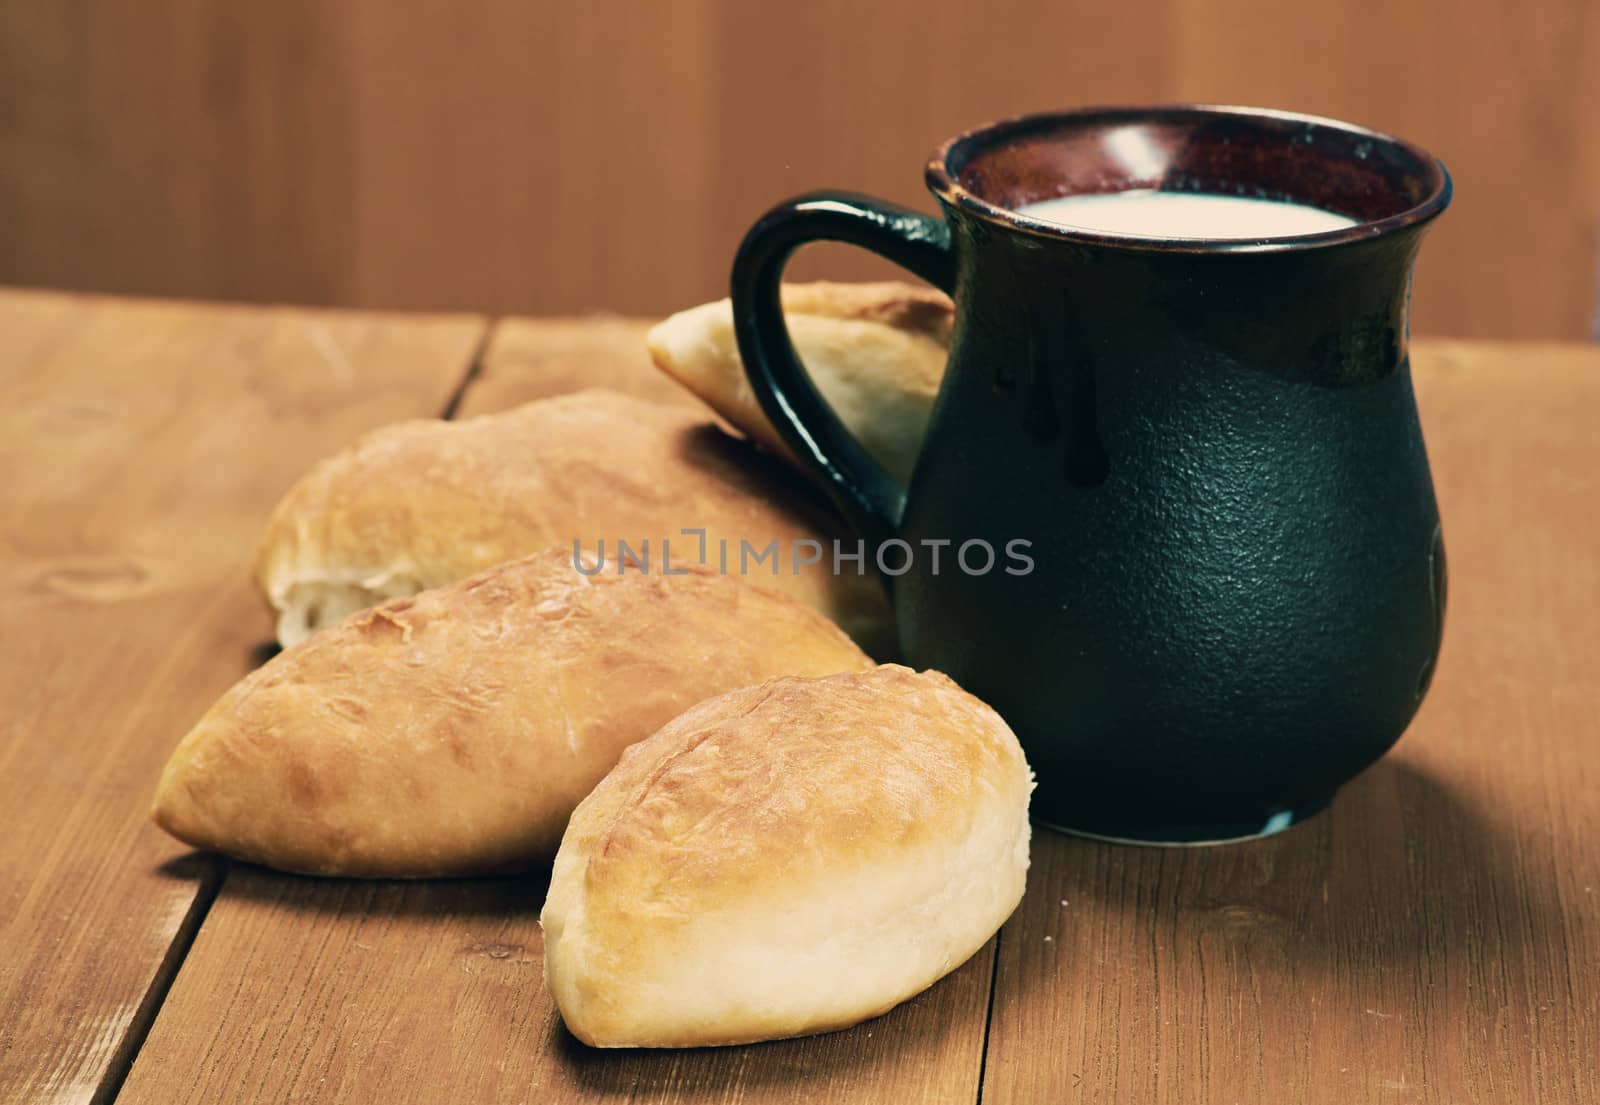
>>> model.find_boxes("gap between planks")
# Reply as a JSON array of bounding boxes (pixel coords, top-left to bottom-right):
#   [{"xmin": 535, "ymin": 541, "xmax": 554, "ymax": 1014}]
[
  {"xmin": 95, "ymin": 319, "xmax": 492, "ymax": 1105},
  {"xmin": 91, "ymin": 861, "xmax": 228, "ymax": 1105}
]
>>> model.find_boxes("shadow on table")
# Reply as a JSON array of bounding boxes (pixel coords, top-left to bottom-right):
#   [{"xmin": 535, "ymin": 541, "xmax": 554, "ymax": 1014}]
[
  {"xmin": 154, "ymin": 851, "xmax": 552, "ymax": 922},
  {"xmin": 1015, "ymin": 753, "xmax": 1561, "ymax": 992},
  {"xmin": 543, "ymin": 940, "xmax": 993, "ymax": 1101},
  {"xmin": 247, "ymin": 639, "xmax": 282, "ymax": 667}
]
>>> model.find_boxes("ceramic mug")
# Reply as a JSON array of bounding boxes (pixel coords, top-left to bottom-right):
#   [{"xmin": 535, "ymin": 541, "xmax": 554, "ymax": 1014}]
[{"xmin": 730, "ymin": 105, "xmax": 1452, "ymax": 844}]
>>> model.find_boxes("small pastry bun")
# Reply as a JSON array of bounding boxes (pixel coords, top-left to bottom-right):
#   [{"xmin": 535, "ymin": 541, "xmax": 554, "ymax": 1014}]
[
  {"xmin": 154, "ymin": 550, "xmax": 872, "ymax": 877},
  {"xmin": 541, "ymin": 664, "xmax": 1033, "ymax": 1048},
  {"xmin": 647, "ymin": 282, "xmax": 951, "ymax": 485}
]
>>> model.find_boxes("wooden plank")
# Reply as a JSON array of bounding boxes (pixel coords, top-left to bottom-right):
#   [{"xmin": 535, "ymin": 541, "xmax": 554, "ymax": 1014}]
[
  {"xmin": 117, "ymin": 871, "xmax": 994, "ymax": 1105},
  {"xmin": 3, "ymin": 2, "xmax": 1599, "ymax": 338},
  {"xmin": 454, "ymin": 317, "xmax": 699, "ymax": 417},
  {"xmin": 114, "ymin": 316, "xmax": 996, "ymax": 1104},
  {"xmin": 980, "ymin": 339, "xmax": 1600, "ymax": 1105},
  {"xmin": 0, "ymin": 290, "xmax": 485, "ymax": 1105}
]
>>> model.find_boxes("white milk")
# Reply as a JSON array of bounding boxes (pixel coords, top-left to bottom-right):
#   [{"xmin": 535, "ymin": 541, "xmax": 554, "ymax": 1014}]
[{"xmin": 1016, "ymin": 189, "xmax": 1357, "ymax": 240}]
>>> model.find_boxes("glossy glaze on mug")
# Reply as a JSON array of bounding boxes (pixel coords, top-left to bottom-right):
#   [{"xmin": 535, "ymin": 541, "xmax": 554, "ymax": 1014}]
[{"xmin": 731, "ymin": 106, "xmax": 1452, "ymax": 843}]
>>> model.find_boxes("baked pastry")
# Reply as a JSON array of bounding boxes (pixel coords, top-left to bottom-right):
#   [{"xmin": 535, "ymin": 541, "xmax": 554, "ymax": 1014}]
[
  {"xmin": 153, "ymin": 551, "xmax": 872, "ymax": 877},
  {"xmin": 542, "ymin": 664, "xmax": 1033, "ymax": 1048},
  {"xmin": 256, "ymin": 389, "xmax": 893, "ymax": 655},
  {"xmin": 647, "ymin": 281, "xmax": 952, "ymax": 485}
]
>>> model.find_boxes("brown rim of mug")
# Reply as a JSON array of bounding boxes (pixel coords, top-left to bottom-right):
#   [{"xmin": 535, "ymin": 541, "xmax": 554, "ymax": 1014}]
[{"xmin": 924, "ymin": 104, "xmax": 1453, "ymax": 255}]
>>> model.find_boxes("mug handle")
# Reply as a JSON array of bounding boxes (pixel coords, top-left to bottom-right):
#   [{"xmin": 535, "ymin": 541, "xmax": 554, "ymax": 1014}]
[{"xmin": 731, "ymin": 191, "xmax": 955, "ymax": 554}]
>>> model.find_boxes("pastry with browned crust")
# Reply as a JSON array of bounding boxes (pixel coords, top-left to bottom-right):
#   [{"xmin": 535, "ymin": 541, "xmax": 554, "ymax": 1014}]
[
  {"xmin": 541, "ymin": 664, "xmax": 1032, "ymax": 1047},
  {"xmin": 255, "ymin": 389, "xmax": 892, "ymax": 654},
  {"xmin": 154, "ymin": 551, "xmax": 872, "ymax": 877},
  {"xmin": 648, "ymin": 281, "xmax": 952, "ymax": 484}
]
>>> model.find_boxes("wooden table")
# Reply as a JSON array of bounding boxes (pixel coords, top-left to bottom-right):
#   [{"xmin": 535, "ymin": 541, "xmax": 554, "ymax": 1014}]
[{"xmin": 1, "ymin": 288, "xmax": 1594, "ymax": 1105}]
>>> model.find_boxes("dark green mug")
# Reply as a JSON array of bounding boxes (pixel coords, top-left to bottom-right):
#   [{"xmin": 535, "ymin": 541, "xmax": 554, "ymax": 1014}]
[{"xmin": 731, "ymin": 105, "xmax": 1451, "ymax": 844}]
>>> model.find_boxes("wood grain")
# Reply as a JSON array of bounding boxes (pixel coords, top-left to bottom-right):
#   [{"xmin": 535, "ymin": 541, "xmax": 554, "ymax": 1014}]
[
  {"xmin": 2, "ymin": 3, "xmax": 1598, "ymax": 338},
  {"xmin": 456, "ymin": 317, "xmax": 696, "ymax": 418},
  {"xmin": 980, "ymin": 340, "xmax": 1600, "ymax": 1105},
  {"xmin": 112, "ymin": 316, "xmax": 997, "ymax": 1105},
  {"xmin": 0, "ymin": 290, "xmax": 484, "ymax": 1104},
  {"xmin": 116, "ymin": 870, "xmax": 995, "ymax": 1105}
]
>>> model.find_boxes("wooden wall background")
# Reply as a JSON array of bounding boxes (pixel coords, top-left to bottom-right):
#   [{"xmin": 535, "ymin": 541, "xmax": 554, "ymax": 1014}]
[{"xmin": 2, "ymin": 1, "xmax": 1597, "ymax": 338}]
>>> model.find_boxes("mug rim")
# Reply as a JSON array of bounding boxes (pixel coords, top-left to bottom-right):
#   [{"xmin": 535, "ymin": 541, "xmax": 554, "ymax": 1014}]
[{"xmin": 924, "ymin": 104, "xmax": 1453, "ymax": 254}]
